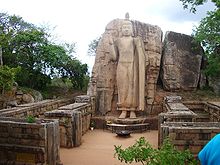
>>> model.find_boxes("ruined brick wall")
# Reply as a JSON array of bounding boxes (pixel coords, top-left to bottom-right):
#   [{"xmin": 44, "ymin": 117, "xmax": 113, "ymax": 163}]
[
  {"xmin": 159, "ymin": 122, "xmax": 220, "ymax": 155},
  {"xmin": 45, "ymin": 103, "xmax": 92, "ymax": 148},
  {"xmin": 183, "ymin": 101, "xmax": 210, "ymax": 122},
  {"xmin": 0, "ymin": 98, "xmax": 74, "ymax": 118},
  {"xmin": 204, "ymin": 102, "xmax": 220, "ymax": 122},
  {"xmin": 0, "ymin": 117, "xmax": 60, "ymax": 165},
  {"xmin": 159, "ymin": 98, "xmax": 220, "ymax": 155}
]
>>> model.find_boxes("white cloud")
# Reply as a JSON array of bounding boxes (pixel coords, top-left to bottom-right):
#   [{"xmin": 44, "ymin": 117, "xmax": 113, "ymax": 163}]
[{"xmin": 0, "ymin": 0, "xmax": 214, "ymax": 73}]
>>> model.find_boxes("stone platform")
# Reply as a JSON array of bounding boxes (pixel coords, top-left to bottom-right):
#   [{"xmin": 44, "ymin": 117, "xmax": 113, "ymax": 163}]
[
  {"xmin": 106, "ymin": 122, "xmax": 149, "ymax": 133},
  {"xmin": 100, "ymin": 116, "xmax": 151, "ymax": 133}
]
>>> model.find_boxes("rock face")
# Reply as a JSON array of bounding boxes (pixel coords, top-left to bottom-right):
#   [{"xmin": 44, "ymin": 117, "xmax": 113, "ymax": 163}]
[
  {"xmin": 161, "ymin": 31, "xmax": 204, "ymax": 91},
  {"xmin": 87, "ymin": 18, "xmax": 163, "ymax": 115},
  {"xmin": 209, "ymin": 76, "xmax": 220, "ymax": 95}
]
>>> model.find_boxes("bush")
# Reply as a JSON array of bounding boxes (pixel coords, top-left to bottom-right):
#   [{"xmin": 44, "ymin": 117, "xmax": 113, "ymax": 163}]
[
  {"xmin": 0, "ymin": 65, "xmax": 20, "ymax": 94},
  {"xmin": 26, "ymin": 115, "xmax": 36, "ymax": 123},
  {"xmin": 114, "ymin": 137, "xmax": 198, "ymax": 165}
]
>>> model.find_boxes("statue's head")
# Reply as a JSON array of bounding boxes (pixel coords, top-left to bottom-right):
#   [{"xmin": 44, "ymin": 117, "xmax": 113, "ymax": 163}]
[
  {"xmin": 121, "ymin": 21, "xmax": 133, "ymax": 36},
  {"xmin": 121, "ymin": 12, "xmax": 133, "ymax": 37}
]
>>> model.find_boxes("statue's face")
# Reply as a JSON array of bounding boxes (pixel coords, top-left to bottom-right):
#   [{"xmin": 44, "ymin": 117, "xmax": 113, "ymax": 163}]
[{"xmin": 121, "ymin": 23, "xmax": 132, "ymax": 36}]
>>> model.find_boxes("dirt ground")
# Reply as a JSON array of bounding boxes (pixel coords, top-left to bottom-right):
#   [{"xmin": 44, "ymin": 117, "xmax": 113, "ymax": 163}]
[{"xmin": 60, "ymin": 129, "xmax": 158, "ymax": 165}]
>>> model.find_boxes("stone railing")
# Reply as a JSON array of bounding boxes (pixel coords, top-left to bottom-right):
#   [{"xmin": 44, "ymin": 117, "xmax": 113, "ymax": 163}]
[
  {"xmin": 44, "ymin": 102, "xmax": 92, "ymax": 148},
  {"xmin": 159, "ymin": 122, "xmax": 220, "ymax": 155},
  {"xmin": 0, "ymin": 98, "xmax": 74, "ymax": 118},
  {"xmin": 0, "ymin": 117, "xmax": 61, "ymax": 165}
]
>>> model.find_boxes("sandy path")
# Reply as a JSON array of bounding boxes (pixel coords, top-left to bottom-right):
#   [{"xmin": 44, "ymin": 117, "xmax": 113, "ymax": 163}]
[{"xmin": 60, "ymin": 130, "xmax": 158, "ymax": 165}]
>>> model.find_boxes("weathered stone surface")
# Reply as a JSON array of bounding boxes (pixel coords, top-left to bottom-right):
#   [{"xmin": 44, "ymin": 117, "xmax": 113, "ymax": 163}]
[
  {"xmin": 0, "ymin": 117, "xmax": 60, "ymax": 165},
  {"xmin": 209, "ymin": 76, "xmax": 220, "ymax": 95},
  {"xmin": 159, "ymin": 122, "xmax": 220, "ymax": 155},
  {"xmin": 87, "ymin": 18, "xmax": 162, "ymax": 115},
  {"xmin": 45, "ymin": 102, "xmax": 92, "ymax": 148},
  {"xmin": 22, "ymin": 93, "xmax": 35, "ymax": 103},
  {"xmin": 75, "ymin": 95, "xmax": 91, "ymax": 103},
  {"xmin": 161, "ymin": 31, "xmax": 204, "ymax": 91},
  {"xmin": 168, "ymin": 103, "xmax": 189, "ymax": 111},
  {"xmin": 164, "ymin": 96, "xmax": 182, "ymax": 103}
]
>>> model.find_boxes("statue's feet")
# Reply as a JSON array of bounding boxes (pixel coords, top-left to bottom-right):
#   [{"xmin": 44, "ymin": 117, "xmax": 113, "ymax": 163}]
[
  {"xmin": 130, "ymin": 111, "xmax": 136, "ymax": 119},
  {"xmin": 119, "ymin": 111, "xmax": 127, "ymax": 119}
]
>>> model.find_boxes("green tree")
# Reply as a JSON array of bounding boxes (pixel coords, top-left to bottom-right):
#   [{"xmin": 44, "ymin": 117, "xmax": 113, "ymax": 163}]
[
  {"xmin": 180, "ymin": 0, "xmax": 220, "ymax": 77},
  {"xmin": 87, "ymin": 37, "xmax": 101, "ymax": 56},
  {"xmin": 0, "ymin": 12, "xmax": 88, "ymax": 90},
  {"xmin": 0, "ymin": 65, "xmax": 20, "ymax": 94}
]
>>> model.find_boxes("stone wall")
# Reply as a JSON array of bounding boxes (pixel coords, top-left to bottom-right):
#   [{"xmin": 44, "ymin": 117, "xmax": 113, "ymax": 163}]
[
  {"xmin": 0, "ymin": 98, "xmax": 74, "ymax": 118},
  {"xmin": 45, "ymin": 102, "xmax": 92, "ymax": 148},
  {"xmin": 183, "ymin": 101, "xmax": 210, "ymax": 122},
  {"xmin": 158, "ymin": 96, "xmax": 197, "ymax": 146},
  {"xmin": 0, "ymin": 117, "xmax": 60, "ymax": 165},
  {"xmin": 75, "ymin": 95, "xmax": 96, "ymax": 114},
  {"xmin": 204, "ymin": 102, "xmax": 220, "ymax": 121},
  {"xmin": 159, "ymin": 97, "xmax": 220, "ymax": 155},
  {"xmin": 159, "ymin": 122, "xmax": 220, "ymax": 155}
]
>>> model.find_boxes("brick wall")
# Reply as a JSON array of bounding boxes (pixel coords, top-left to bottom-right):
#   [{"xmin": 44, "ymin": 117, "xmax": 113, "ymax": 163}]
[
  {"xmin": 159, "ymin": 122, "xmax": 220, "ymax": 155},
  {"xmin": 0, "ymin": 117, "xmax": 60, "ymax": 165},
  {"xmin": 0, "ymin": 98, "xmax": 74, "ymax": 118},
  {"xmin": 45, "ymin": 102, "xmax": 92, "ymax": 148}
]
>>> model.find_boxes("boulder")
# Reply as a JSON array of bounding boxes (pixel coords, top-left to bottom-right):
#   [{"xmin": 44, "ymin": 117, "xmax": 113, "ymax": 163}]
[
  {"xmin": 161, "ymin": 31, "xmax": 204, "ymax": 91},
  {"xmin": 22, "ymin": 93, "xmax": 34, "ymax": 104}
]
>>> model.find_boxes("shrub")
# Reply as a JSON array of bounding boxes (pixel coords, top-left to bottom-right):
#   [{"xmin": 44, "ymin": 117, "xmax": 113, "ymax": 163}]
[
  {"xmin": 26, "ymin": 115, "xmax": 36, "ymax": 123},
  {"xmin": 0, "ymin": 65, "xmax": 20, "ymax": 94},
  {"xmin": 114, "ymin": 137, "xmax": 198, "ymax": 165}
]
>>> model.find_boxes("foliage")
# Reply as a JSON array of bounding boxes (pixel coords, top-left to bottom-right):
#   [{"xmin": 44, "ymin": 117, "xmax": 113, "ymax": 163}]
[
  {"xmin": 87, "ymin": 37, "xmax": 101, "ymax": 56},
  {"xmin": 0, "ymin": 65, "xmax": 20, "ymax": 94},
  {"xmin": 15, "ymin": 67, "xmax": 51, "ymax": 90},
  {"xmin": 0, "ymin": 12, "xmax": 88, "ymax": 90},
  {"xmin": 26, "ymin": 115, "xmax": 36, "ymax": 123},
  {"xmin": 50, "ymin": 77, "xmax": 73, "ymax": 88},
  {"xmin": 114, "ymin": 137, "xmax": 198, "ymax": 165},
  {"xmin": 90, "ymin": 120, "xmax": 96, "ymax": 128},
  {"xmin": 179, "ymin": 0, "xmax": 220, "ymax": 77},
  {"xmin": 180, "ymin": 0, "xmax": 220, "ymax": 13}
]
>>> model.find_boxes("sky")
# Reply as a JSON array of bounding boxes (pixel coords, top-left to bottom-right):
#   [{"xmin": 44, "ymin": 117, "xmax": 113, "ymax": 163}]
[{"xmin": 0, "ymin": 0, "xmax": 215, "ymax": 73}]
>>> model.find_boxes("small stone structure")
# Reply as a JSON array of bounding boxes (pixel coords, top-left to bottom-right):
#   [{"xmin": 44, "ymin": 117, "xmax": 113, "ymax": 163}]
[
  {"xmin": 45, "ymin": 102, "xmax": 92, "ymax": 148},
  {"xmin": 0, "ymin": 117, "xmax": 60, "ymax": 165},
  {"xmin": 159, "ymin": 96, "xmax": 220, "ymax": 155},
  {"xmin": 158, "ymin": 96, "xmax": 197, "ymax": 146},
  {"xmin": 160, "ymin": 122, "xmax": 220, "ymax": 155}
]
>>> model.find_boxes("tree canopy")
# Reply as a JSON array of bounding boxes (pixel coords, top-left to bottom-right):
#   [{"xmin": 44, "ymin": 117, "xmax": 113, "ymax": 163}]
[
  {"xmin": 180, "ymin": 0, "xmax": 220, "ymax": 77},
  {"xmin": 0, "ymin": 12, "xmax": 88, "ymax": 90},
  {"xmin": 87, "ymin": 37, "xmax": 101, "ymax": 56}
]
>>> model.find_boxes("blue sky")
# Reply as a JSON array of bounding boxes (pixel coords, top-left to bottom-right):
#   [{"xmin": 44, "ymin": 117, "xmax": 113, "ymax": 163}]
[{"xmin": 0, "ymin": 0, "xmax": 215, "ymax": 73}]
